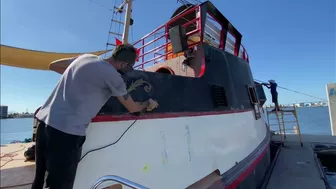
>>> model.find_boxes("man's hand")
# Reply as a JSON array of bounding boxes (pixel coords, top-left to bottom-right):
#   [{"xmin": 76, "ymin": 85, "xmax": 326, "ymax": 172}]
[
  {"xmin": 146, "ymin": 99, "xmax": 159, "ymax": 112},
  {"xmin": 117, "ymin": 94, "xmax": 159, "ymax": 113},
  {"xmin": 261, "ymin": 83, "xmax": 270, "ymax": 87}
]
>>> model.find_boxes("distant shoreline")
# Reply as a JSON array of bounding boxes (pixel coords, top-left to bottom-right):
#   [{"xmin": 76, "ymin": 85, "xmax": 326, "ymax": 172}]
[
  {"xmin": 0, "ymin": 106, "xmax": 329, "ymax": 119},
  {"xmin": 295, "ymin": 106, "xmax": 328, "ymax": 108},
  {"xmin": 0, "ymin": 115, "xmax": 34, "ymax": 119},
  {"xmin": 265, "ymin": 105, "xmax": 328, "ymax": 109}
]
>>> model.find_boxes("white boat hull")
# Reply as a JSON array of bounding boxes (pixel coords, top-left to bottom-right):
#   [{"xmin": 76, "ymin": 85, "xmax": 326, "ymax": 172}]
[{"xmin": 73, "ymin": 108, "xmax": 268, "ymax": 189}]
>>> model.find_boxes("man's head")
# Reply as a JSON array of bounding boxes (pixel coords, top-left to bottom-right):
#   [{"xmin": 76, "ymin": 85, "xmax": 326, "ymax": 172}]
[
  {"xmin": 268, "ymin": 79, "xmax": 276, "ymax": 84},
  {"xmin": 106, "ymin": 44, "xmax": 137, "ymax": 74}
]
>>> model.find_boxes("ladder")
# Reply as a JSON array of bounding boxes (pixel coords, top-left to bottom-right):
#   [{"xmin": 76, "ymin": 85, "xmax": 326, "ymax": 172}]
[
  {"xmin": 266, "ymin": 104, "xmax": 303, "ymax": 146},
  {"xmin": 105, "ymin": 0, "xmax": 133, "ymax": 57}
]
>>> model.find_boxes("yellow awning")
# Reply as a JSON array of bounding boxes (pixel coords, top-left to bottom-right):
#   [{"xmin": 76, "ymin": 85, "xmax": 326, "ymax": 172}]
[{"xmin": 0, "ymin": 45, "xmax": 110, "ymax": 70}]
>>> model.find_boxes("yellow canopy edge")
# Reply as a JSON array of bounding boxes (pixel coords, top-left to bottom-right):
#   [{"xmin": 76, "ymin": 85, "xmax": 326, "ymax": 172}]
[{"xmin": 0, "ymin": 45, "xmax": 110, "ymax": 70}]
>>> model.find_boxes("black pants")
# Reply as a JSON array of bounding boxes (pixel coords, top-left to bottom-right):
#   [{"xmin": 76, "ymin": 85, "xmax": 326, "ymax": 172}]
[
  {"xmin": 271, "ymin": 92, "xmax": 280, "ymax": 110},
  {"xmin": 31, "ymin": 121, "xmax": 86, "ymax": 189},
  {"xmin": 271, "ymin": 92, "xmax": 278, "ymax": 103}
]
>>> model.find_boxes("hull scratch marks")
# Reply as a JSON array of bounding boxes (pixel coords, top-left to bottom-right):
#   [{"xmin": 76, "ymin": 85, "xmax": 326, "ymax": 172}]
[
  {"xmin": 185, "ymin": 125, "xmax": 192, "ymax": 161},
  {"xmin": 160, "ymin": 131, "xmax": 168, "ymax": 164}
]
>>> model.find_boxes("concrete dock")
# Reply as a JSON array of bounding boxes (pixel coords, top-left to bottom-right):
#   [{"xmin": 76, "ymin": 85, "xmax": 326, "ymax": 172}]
[
  {"xmin": 0, "ymin": 143, "xmax": 35, "ymax": 189},
  {"xmin": 266, "ymin": 134, "xmax": 336, "ymax": 189}
]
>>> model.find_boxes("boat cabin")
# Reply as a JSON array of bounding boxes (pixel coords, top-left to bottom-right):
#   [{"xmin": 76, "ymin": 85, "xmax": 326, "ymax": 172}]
[
  {"xmin": 27, "ymin": 2, "xmax": 271, "ymax": 189},
  {"xmin": 96, "ymin": 1, "xmax": 266, "ymax": 119},
  {"xmin": 131, "ymin": 1, "xmax": 249, "ymax": 78}
]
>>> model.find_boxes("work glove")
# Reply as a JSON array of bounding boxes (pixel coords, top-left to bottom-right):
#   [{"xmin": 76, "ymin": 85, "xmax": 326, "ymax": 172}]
[{"xmin": 146, "ymin": 98, "xmax": 159, "ymax": 111}]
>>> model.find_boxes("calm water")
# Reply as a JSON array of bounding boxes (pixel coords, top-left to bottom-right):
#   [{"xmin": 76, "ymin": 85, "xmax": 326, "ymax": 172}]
[
  {"xmin": 267, "ymin": 106, "xmax": 331, "ymax": 135},
  {"xmin": 1, "ymin": 118, "xmax": 33, "ymax": 144},
  {"xmin": 327, "ymin": 174, "xmax": 336, "ymax": 189},
  {"xmin": 0, "ymin": 107, "xmax": 332, "ymax": 144}
]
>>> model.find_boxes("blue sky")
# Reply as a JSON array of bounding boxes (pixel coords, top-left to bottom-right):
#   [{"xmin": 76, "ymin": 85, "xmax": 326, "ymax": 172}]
[{"xmin": 1, "ymin": 0, "xmax": 335, "ymax": 113}]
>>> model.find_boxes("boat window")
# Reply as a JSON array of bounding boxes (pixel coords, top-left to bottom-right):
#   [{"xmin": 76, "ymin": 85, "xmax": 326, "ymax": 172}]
[
  {"xmin": 247, "ymin": 86, "xmax": 258, "ymax": 104},
  {"xmin": 204, "ymin": 14, "xmax": 222, "ymax": 48},
  {"xmin": 254, "ymin": 82, "xmax": 267, "ymax": 106},
  {"xmin": 225, "ymin": 33, "xmax": 235, "ymax": 55},
  {"xmin": 247, "ymin": 85, "xmax": 262, "ymax": 120}
]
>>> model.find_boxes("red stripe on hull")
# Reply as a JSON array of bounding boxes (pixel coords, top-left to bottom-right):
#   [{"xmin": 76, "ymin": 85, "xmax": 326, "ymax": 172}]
[
  {"xmin": 226, "ymin": 142, "xmax": 269, "ymax": 189},
  {"xmin": 92, "ymin": 109, "xmax": 253, "ymax": 122},
  {"xmin": 210, "ymin": 141, "xmax": 269, "ymax": 189}
]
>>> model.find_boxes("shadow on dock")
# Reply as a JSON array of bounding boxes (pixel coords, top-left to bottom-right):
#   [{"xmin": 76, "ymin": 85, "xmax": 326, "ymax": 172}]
[{"xmin": 1, "ymin": 164, "xmax": 34, "ymax": 189}]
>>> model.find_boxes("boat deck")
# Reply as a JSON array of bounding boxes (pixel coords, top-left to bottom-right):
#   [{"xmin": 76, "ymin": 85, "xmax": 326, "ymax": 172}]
[
  {"xmin": 1, "ymin": 143, "xmax": 35, "ymax": 189},
  {"xmin": 266, "ymin": 134, "xmax": 336, "ymax": 189}
]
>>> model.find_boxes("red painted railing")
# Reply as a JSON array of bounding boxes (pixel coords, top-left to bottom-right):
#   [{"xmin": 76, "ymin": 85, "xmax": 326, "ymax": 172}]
[{"xmin": 131, "ymin": 4, "xmax": 249, "ymax": 70}]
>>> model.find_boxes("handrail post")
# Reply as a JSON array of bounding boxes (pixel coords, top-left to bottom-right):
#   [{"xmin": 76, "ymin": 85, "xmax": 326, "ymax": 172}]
[
  {"xmin": 90, "ymin": 175, "xmax": 150, "ymax": 189},
  {"xmin": 142, "ymin": 39, "xmax": 145, "ymax": 64}
]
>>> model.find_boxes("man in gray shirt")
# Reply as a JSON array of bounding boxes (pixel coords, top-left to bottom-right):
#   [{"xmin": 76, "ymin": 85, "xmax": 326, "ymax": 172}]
[{"xmin": 31, "ymin": 44, "xmax": 158, "ymax": 189}]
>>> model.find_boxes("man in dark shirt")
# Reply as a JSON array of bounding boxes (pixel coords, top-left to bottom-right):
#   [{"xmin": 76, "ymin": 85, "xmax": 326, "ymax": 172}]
[{"xmin": 263, "ymin": 80, "xmax": 280, "ymax": 111}]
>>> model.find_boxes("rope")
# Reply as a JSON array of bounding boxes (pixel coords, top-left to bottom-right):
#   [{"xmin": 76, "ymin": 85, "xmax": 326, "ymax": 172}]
[
  {"xmin": 89, "ymin": 0, "xmax": 114, "ymax": 11},
  {"xmin": 255, "ymin": 79, "xmax": 336, "ymax": 104},
  {"xmin": 0, "ymin": 145, "xmax": 27, "ymax": 167}
]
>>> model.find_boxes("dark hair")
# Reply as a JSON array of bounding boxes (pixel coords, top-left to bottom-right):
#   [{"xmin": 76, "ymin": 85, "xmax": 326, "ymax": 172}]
[{"xmin": 112, "ymin": 44, "xmax": 137, "ymax": 65}]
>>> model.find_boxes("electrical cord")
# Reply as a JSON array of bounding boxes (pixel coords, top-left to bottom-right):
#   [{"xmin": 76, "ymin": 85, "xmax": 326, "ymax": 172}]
[
  {"xmin": 79, "ymin": 119, "xmax": 138, "ymax": 162},
  {"xmin": 1, "ymin": 120, "xmax": 140, "ymax": 188},
  {"xmin": 0, "ymin": 119, "xmax": 139, "ymax": 188},
  {"xmin": 0, "ymin": 145, "xmax": 27, "ymax": 168}
]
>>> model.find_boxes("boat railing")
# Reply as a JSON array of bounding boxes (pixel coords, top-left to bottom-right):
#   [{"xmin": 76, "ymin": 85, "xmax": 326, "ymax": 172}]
[
  {"xmin": 90, "ymin": 175, "xmax": 150, "ymax": 189},
  {"xmin": 131, "ymin": 2, "xmax": 249, "ymax": 70}
]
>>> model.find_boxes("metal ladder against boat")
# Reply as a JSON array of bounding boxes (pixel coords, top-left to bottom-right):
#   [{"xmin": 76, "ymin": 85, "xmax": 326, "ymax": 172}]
[
  {"xmin": 90, "ymin": 175, "xmax": 150, "ymax": 189},
  {"xmin": 266, "ymin": 104, "xmax": 303, "ymax": 147}
]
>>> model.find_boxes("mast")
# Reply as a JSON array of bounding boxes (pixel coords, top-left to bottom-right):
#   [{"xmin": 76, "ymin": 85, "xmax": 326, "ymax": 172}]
[{"xmin": 122, "ymin": 0, "xmax": 132, "ymax": 44}]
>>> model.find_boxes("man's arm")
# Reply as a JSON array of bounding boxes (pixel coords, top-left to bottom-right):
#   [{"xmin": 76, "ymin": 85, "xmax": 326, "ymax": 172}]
[
  {"xmin": 261, "ymin": 83, "xmax": 271, "ymax": 89},
  {"xmin": 49, "ymin": 57, "xmax": 76, "ymax": 74},
  {"xmin": 105, "ymin": 75, "xmax": 158, "ymax": 113},
  {"xmin": 116, "ymin": 93, "xmax": 151, "ymax": 113}
]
